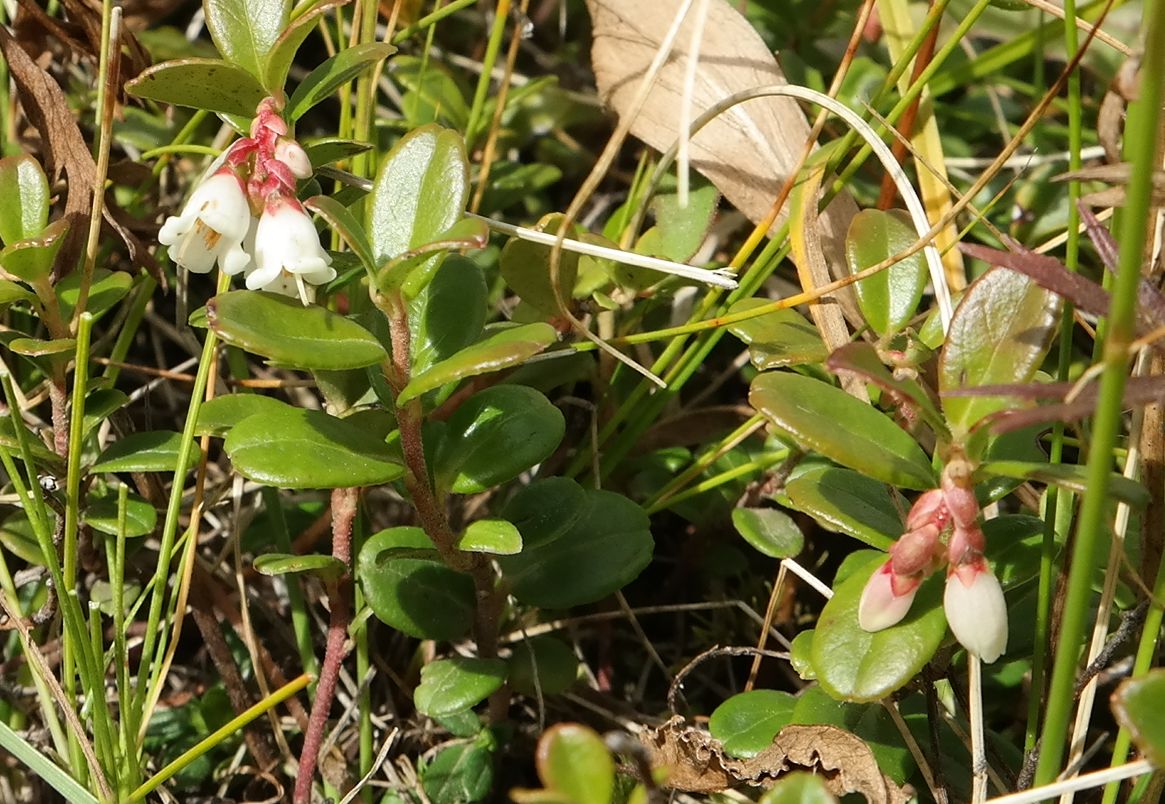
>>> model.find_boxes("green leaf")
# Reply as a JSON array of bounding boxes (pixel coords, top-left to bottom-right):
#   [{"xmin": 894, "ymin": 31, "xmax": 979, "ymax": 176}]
[
  {"xmin": 203, "ymin": 0, "xmax": 289, "ymax": 86},
  {"xmin": 414, "ymin": 657, "xmax": 508, "ymax": 718},
  {"xmin": 727, "ymin": 299, "xmax": 827, "ymax": 369},
  {"xmin": 456, "ymin": 519, "xmax": 522, "ymax": 555},
  {"xmin": 421, "ymin": 743, "xmax": 493, "ymax": 804},
  {"xmin": 224, "ymin": 407, "xmax": 403, "ymax": 488},
  {"xmin": 508, "ymin": 637, "xmax": 579, "ymax": 696},
  {"xmin": 253, "ymin": 552, "xmax": 346, "ymax": 582},
  {"xmin": 56, "ymin": 269, "xmax": 132, "ymax": 322},
  {"xmin": 499, "ymin": 213, "xmax": 581, "ymax": 315},
  {"xmin": 979, "ymin": 460, "xmax": 1149, "ymax": 509},
  {"xmin": 303, "ymin": 194, "xmax": 375, "ymax": 274},
  {"xmin": 757, "ymin": 772, "xmax": 837, "ymax": 804},
  {"xmin": 535, "ymin": 724, "xmax": 614, "ymax": 804},
  {"xmin": 125, "ymin": 58, "xmax": 268, "ymax": 116},
  {"xmin": 782, "ymin": 465, "xmax": 900, "ymax": 549},
  {"xmin": 90, "ymin": 431, "xmax": 199, "ymax": 474},
  {"xmin": 750, "ymin": 372, "xmax": 935, "ymax": 490},
  {"xmin": 302, "ymin": 137, "xmax": 372, "ymax": 169},
  {"xmin": 287, "ymin": 42, "xmax": 397, "ymax": 121},
  {"xmin": 498, "ymin": 480, "xmax": 653, "ymax": 608},
  {"xmin": 939, "ymin": 267, "xmax": 1060, "ymax": 436},
  {"xmin": 826, "ymin": 342, "xmax": 949, "ymax": 438},
  {"xmin": 367, "ymin": 124, "xmax": 468, "ymax": 266},
  {"xmin": 208, "ymin": 290, "xmax": 387, "ymax": 371},
  {"xmin": 194, "ymin": 394, "xmax": 296, "ymax": 438},
  {"xmin": 846, "ymin": 209, "xmax": 927, "ymax": 336},
  {"xmin": 0, "ymin": 279, "xmax": 35, "ymax": 307},
  {"xmin": 83, "ymin": 389, "xmax": 129, "ymax": 435},
  {"xmin": 0, "ymin": 718, "xmax": 99, "ymax": 804},
  {"xmin": 263, "ymin": 0, "xmax": 346, "ymax": 91},
  {"xmin": 811, "ymin": 555, "xmax": 947, "ymax": 702},
  {"xmin": 709, "ymin": 690, "xmax": 796, "ymax": 758},
  {"xmin": 83, "ymin": 493, "xmax": 157, "ymax": 538},
  {"xmin": 789, "ymin": 631, "xmax": 816, "ymax": 680},
  {"xmin": 985, "ymin": 515, "xmax": 1047, "ymax": 589},
  {"xmin": 398, "ymin": 323, "xmax": 557, "ymax": 405},
  {"xmin": 409, "ymin": 255, "xmax": 487, "ymax": 376},
  {"xmin": 730, "ymin": 507, "xmax": 804, "ymax": 558},
  {"xmin": 357, "ymin": 527, "xmax": 475, "ymax": 640},
  {"xmin": 0, "ymin": 155, "xmax": 49, "ymax": 245},
  {"xmin": 0, "ymin": 219, "xmax": 67, "ymax": 283},
  {"xmin": 435, "ymin": 385, "xmax": 565, "ymax": 494},
  {"xmin": 382, "ymin": 216, "xmax": 490, "ymax": 297},
  {"xmin": 393, "ymin": 55, "xmax": 471, "ymax": 130},
  {"xmin": 9, "ymin": 337, "xmax": 75, "ymax": 358},
  {"xmin": 646, "ymin": 178, "xmax": 719, "ymax": 262},
  {"xmin": 1112, "ymin": 669, "xmax": 1165, "ymax": 766}
]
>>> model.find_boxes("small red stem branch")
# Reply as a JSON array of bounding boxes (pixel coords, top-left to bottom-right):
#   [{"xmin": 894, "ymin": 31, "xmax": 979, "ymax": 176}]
[{"xmin": 294, "ymin": 486, "xmax": 357, "ymax": 804}]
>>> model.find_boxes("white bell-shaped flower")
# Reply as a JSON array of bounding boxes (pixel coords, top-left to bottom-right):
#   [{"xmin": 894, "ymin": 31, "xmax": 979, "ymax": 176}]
[
  {"xmin": 944, "ymin": 563, "xmax": 1008, "ymax": 663},
  {"xmin": 159, "ymin": 171, "xmax": 252, "ymax": 275},
  {"xmin": 246, "ymin": 195, "xmax": 335, "ymax": 294}
]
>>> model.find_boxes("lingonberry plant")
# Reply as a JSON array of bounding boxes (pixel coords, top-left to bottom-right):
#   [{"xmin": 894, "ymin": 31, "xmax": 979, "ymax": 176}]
[{"xmin": 1, "ymin": 0, "xmax": 1165, "ymax": 802}]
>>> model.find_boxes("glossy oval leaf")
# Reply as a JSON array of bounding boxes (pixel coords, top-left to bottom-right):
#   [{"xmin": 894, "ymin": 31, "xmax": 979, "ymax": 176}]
[
  {"xmin": 709, "ymin": 690, "xmax": 796, "ymax": 758},
  {"xmin": 367, "ymin": 124, "xmax": 468, "ymax": 263},
  {"xmin": 397, "ymin": 323, "xmax": 557, "ymax": 405},
  {"xmin": 414, "ymin": 657, "xmax": 508, "ymax": 718},
  {"xmin": 509, "ymin": 637, "xmax": 579, "ymax": 697},
  {"xmin": 435, "ymin": 385, "xmax": 565, "ymax": 494},
  {"xmin": 287, "ymin": 42, "xmax": 397, "ymax": 121},
  {"xmin": 83, "ymin": 493, "xmax": 157, "ymax": 538},
  {"xmin": 57, "ymin": 270, "xmax": 132, "ymax": 322},
  {"xmin": 498, "ymin": 481, "xmax": 653, "ymax": 608},
  {"xmin": 939, "ymin": 267, "xmax": 1060, "ymax": 436},
  {"xmin": 979, "ymin": 460, "xmax": 1149, "ymax": 509},
  {"xmin": 0, "ymin": 279, "xmax": 35, "ymax": 307},
  {"xmin": 125, "ymin": 58, "xmax": 268, "ymax": 116},
  {"xmin": 730, "ymin": 507, "xmax": 804, "ymax": 558},
  {"xmin": 421, "ymin": 743, "xmax": 493, "ymax": 804},
  {"xmin": 1112, "ymin": 670, "xmax": 1165, "ymax": 766},
  {"xmin": 208, "ymin": 290, "xmax": 387, "ymax": 370},
  {"xmin": 826, "ymin": 342, "xmax": 949, "ymax": 438},
  {"xmin": 263, "ymin": 0, "xmax": 346, "ymax": 91},
  {"xmin": 750, "ymin": 372, "xmax": 935, "ymax": 490},
  {"xmin": 253, "ymin": 552, "xmax": 346, "ymax": 582},
  {"xmin": 0, "ymin": 219, "xmax": 68, "ymax": 283},
  {"xmin": 409, "ymin": 255, "xmax": 487, "ymax": 376},
  {"xmin": 203, "ymin": 0, "xmax": 289, "ymax": 86},
  {"xmin": 535, "ymin": 724, "xmax": 614, "ymax": 804},
  {"xmin": 783, "ymin": 465, "xmax": 900, "ymax": 549},
  {"xmin": 0, "ymin": 155, "xmax": 49, "ymax": 245},
  {"xmin": 456, "ymin": 519, "xmax": 522, "ymax": 555},
  {"xmin": 224, "ymin": 407, "xmax": 403, "ymax": 488},
  {"xmin": 727, "ymin": 299, "xmax": 827, "ymax": 370},
  {"xmin": 194, "ymin": 394, "xmax": 296, "ymax": 438},
  {"xmin": 846, "ymin": 209, "xmax": 927, "ymax": 336},
  {"xmin": 357, "ymin": 527, "xmax": 475, "ymax": 640},
  {"xmin": 90, "ymin": 431, "xmax": 199, "ymax": 474},
  {"xmin": 811, "ymin": 555, "xmax": 947, "ymax": 702}
]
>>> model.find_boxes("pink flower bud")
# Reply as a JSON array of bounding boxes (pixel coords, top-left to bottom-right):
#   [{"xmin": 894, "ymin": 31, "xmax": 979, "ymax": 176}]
[
  {"xmin": 274, "ymin": 138, "xmax": 313, "ymax": 179},
  {"xmin": 906, "ymin": 489, "xmax": 948, "ymax": 531},
  {"xmin": 941, "ymin": 472, "xmax": 979, "ymax": 530},
  {"xmin": 858, "ymin": 562, "xmax": 919, "ymax": 632},
  {"xmin": 948, "ymin": 524, "xmax": 986, "ymax": 566},
  {"xmin": 890, "ymin": 522, "xmax": 942, "ymax": 577},
  {"xmin": 944, "ymin": 562, "xmax": 1007, "ymax": 663}
]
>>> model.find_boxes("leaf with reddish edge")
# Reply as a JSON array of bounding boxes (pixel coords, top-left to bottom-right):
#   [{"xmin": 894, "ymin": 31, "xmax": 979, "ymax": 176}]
[
  {"xmin": 938, "ymin": 267, "xmax": 1061, "ymax": 438},
  {"xmin": 827, "ymin": 342, "xmax": 949, "ymax": 438},
  {"xmin": 845, "ymin": 208, "xmax": 927, "ymax": 336}
]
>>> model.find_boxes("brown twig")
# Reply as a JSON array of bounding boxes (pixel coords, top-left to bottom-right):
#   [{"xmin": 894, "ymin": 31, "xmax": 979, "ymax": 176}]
[{"xmin": 294, "ymin": 486, "xmax": 358, "ymax": 804}]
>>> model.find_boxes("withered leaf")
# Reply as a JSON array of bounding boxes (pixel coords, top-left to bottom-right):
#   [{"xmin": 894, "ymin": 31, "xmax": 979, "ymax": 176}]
[
  {"xmin": 639, "ymin": 716, "xmax": 911, "ymax": 803},
  {"xmin": 0, "ymin": 23, "xmax": 158, "ymax": 282},
  {"xmin": 586, "ymin": 0, "xmax": 859, "ymax": 295}
]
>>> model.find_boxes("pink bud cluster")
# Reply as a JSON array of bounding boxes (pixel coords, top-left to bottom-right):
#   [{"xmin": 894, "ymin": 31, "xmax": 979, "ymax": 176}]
[
  {"xmin": 159, "ymin": 98, "xmax": 334, "ymax": 303},
  {"xmin": 857, "ymin": 467, "xmax": 1008, "ymax": 663}
]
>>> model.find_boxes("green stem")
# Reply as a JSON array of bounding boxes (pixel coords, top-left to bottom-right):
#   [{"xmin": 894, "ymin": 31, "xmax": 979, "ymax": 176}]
[
  {"xmin": 391, "ymin": 0, "xmax": 478, "ymax": 44},
  {"xmin": 1033, "ymin": 2, "xmax": 1165, "ymax": 784},
  {"xmin": 463, "ymin": 0, "xmax": 510, "ymax": 149}
]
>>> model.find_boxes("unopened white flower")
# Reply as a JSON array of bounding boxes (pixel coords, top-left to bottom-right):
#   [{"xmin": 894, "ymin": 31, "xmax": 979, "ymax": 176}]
[
  {"xmin": 246, "ymin": 196, "xmax": 335, "ymax": 294},
  {"xmin": 274, "ymin": 138, "xmax": 313, "ymax": 179},
  {"xmin": 159, "ymin": 171, "xmax": 252, "ymax": 275},
  {"xmin": 858, "ymin": 562, "xmax": 919, "ymax": 632},
  {"xmin": 944, "ymin": 564, "xmax": 1008, "ymax": 663}
]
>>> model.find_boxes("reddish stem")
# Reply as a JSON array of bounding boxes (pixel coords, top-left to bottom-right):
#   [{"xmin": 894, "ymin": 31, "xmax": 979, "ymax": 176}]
[{"xmin": 294, "ymin": 487, "xmax": 357, "ymax": 804}]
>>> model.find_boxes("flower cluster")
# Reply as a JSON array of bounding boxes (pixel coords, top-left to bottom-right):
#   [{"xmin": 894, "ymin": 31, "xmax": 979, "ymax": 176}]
[
  {"xmin": 158, "ymin": 98, "xmax": 334, "ymax": 304},
  {"xmin": 858, "ymin": 463, "xmax": 1008, "ymax": 663}
]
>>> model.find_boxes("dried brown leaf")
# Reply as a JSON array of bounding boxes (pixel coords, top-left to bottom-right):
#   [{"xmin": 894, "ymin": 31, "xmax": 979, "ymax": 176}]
[
  {"xmin": 586, "ymin": 0, "xmax": 859, "ymax": 287},
  {"xmin": 0, "ymin": 24, "xmax": 158, "ymax": 280},
  {"xmin": 639, "ymin": 716, "xmax": 911, "ymax": 802}
]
